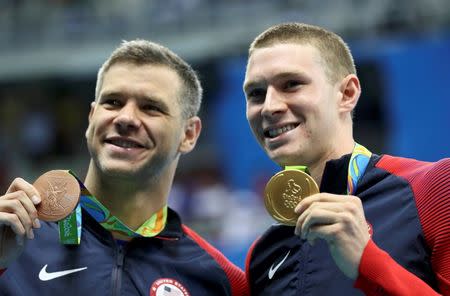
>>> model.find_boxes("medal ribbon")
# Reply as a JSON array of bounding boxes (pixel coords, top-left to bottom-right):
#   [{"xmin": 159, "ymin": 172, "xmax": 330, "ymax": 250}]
[
  {"xmin": 58, "ymin": 172, "xmax": 167, "ymax": 244},
  {"xmin": 284, "ymin": 142, "xmax": 372, "ymax": 195},
  {"xmin": 347, "ymin": 143, "xmax": 372, "ymax": 195}
]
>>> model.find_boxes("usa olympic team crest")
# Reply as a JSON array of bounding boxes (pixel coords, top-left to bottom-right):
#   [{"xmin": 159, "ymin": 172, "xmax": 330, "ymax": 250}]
[{"xmin": 150, "ymin": 278, "xmax": 190, "ymax": 296}]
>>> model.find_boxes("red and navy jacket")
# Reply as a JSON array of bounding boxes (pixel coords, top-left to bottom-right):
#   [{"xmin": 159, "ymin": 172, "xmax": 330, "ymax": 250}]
[
  {"xmin": 0, "ymin": 207, "xmax": 248, "ymax": 295},
  {"xmin": 246, "ymin": 154, "xmax": 450, "ymax": 295}
]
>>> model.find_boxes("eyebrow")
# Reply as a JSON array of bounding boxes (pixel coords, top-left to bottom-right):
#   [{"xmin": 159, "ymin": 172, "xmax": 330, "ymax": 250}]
[
  {"xmin": 101, "ymin": 91, "xmax": 162, "ymax": 102},
  {"xmin": 100, "ymin": 91, "xmax": 169, "ymax": 110},
  {"xmin": 244, "ymin": 71, "xmax": 309, "ymax": 93},
  {"xmin": 99, "ymin": 91, "xmax": 120, "ymax": 99},
  {"xmin": 243, "ymin": 80, "xmax": 267, "ymax": 94}
]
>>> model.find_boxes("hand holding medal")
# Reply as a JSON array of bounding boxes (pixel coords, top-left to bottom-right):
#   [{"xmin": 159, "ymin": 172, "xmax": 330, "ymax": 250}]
[
  {"xmin": 0, "ymin": 170, "xmax": 80, "ymax": 268},
  {"xmin": 264, "ymin": 168, "xmax": 319, "ymax": 226}
]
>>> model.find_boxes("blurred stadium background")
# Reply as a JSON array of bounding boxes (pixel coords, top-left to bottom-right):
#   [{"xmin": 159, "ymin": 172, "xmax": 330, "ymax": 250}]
[{"xmin": 0, "ymin": 0, "xmax": 449, "ymax": 268}]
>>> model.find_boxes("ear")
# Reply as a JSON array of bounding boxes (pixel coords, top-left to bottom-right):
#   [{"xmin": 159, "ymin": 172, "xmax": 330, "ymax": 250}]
[
  {"xmin": 85, "ymin": 101, "xmax": 96, "ymax": 139},
  {"xmin": 338, "ymin": 74, "xmax": 361, "ymax": 114},
  {"xmin": 179, "ymin": 116, "xmax": 202, "ymax": 154},
  {"xmin": 88, "ymin": 101, "xmax": 96, "ymax": 122}
]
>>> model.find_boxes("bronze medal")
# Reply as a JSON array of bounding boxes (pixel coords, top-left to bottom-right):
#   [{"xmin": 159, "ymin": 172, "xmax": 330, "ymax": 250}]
[
  {"xmin": 264, "ymin": 169, "xmax": 319, "ymax": 226},
  {"xmin": 33, "ymin": 170, "xmax": 80, "ymax": 222}
]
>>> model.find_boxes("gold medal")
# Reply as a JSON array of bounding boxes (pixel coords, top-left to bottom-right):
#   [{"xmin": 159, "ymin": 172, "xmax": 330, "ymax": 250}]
[{"xmin": 264, "ymin": 169, "xmax": 319, "ymax": 226}]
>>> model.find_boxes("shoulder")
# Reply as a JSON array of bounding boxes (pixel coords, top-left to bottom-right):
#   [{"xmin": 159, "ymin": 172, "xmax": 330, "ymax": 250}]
[
  {"xmin": 182, "ymin": 225, "xmax": 248, "ymax": 295},
  {"xmin": 376, "ymin": 155, "xmax": 450, "ymax": 246},
  {"xmin": 375, "ymin": 155, "xmax": 449, "ymax": 191},
  {"xmin": 182, "ymin": 224, "xmax": 241, "ymax": 270}
]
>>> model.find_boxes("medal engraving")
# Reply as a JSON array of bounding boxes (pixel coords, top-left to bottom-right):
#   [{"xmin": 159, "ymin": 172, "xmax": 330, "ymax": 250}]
[
  {"xmin": 33, "ymin": 170, "xmax": 80, "ymax": 222},
  {"xmin": 282, "ymin": 179, "xmax": 302, "ymax": 209},
  {"xmin": 265, "ymin": 170, "xmax": 319, "ymax": 226}
]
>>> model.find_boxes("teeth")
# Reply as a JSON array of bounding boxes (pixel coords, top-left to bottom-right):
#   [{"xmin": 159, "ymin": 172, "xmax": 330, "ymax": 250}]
[
  {"xmin": 110, "ymin": 140, "xmax": 140, "ymax": 148},
  {"xmin": 267, "ymin": 124, "xmax": 297, "ymax": 138}
]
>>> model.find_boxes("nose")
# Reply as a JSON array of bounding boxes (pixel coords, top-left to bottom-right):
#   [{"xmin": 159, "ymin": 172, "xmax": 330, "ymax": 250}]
[
  {"xmin": 113, "ymin": 102, "xmax": 142, "ymax": 132},
  {"xmin": 261, "ymin": 86, "xmax": 286, "ymax": 118}
]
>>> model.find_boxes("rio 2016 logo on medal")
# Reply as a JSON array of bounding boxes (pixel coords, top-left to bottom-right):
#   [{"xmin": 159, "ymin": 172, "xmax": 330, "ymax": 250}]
[{"xmin": 264, "ymin": 170, "xmax": 319, "ymax": 226}]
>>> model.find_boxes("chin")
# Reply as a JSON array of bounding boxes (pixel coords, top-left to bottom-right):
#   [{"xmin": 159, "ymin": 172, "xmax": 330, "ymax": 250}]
[
  {"xmin": 267, "ymin": 149, "xmax": 304, "ymax": 167},
  {"xmin": 97, "ymin": 159, "xmax": 142, "ymax": 178},
  {"xmin": 103, "ymin": 167, "xmax": 138, "ymax": 178}
]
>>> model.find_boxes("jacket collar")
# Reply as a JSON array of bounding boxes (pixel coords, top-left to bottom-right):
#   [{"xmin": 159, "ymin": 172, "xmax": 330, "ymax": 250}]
[
  {"xmin": 155, "ymin": 207, "xmax": 183, "ymax": 239},
  {"xmin": 319, "ymin": 153, "xmax": 352, "ymax": 194}
]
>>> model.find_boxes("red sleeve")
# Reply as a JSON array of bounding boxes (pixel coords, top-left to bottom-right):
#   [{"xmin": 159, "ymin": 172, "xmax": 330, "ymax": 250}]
[
  {"xmin": 355, "ymin": 156, "xmax": 450, "ymax": 295},
  {"xmin": 245, "ymin": 237, "xmax": 260, "ymax": 294},
  {"xmin": 182, "ymin": 225, "xmax": 249, "ymax": 296},
  {"xmin": 0, "ymin": 269, "xmax": 5, "ymax": 276},
  {"xmin": 355, "ymin": 240, "xmax": 442, "ymax": 295}
]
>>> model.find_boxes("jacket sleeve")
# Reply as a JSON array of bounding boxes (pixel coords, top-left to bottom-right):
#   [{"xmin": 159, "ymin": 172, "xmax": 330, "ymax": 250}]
[
  {"xmin": 355, "ymin": 157, "xmax": 450, "ymax": 295},
  {"xmin": 355, "ymin": 240, "xmax": 448, "ymax": 295}
]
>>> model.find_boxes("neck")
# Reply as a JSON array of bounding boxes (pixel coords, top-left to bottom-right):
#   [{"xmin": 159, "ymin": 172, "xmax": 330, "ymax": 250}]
[
  {"xmin": 83, "ymin": 161, "xmax": 176, "ymax": 231},
  {"xmin": 308, "ymin": 137, "xmax": 355, "ymax": 187}
]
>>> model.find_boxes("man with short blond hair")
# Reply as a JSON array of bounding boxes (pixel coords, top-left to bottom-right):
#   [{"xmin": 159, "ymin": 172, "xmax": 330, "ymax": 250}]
[{"xmin": 244, "ymin": 22, "xmax": 450, "ymax": 295}]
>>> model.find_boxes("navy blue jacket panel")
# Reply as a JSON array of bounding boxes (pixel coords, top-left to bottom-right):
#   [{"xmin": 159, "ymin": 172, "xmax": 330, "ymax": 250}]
[
  {"xmin": 246, "ymin": 154, "xmax": 439, "ymax": 295},
  {"xmin": 0, "ymin": 208, "xmax": 245, "ymax": 295}
]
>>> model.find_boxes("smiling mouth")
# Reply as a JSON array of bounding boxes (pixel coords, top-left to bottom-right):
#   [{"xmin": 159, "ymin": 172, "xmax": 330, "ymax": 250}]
[
  {"xmin": 105, "ymin": 139, "xmax": 144, "ymax": 149},
  {"xmin": 264, "ymin": 124, "xmax": 299, "ymax": 138}
]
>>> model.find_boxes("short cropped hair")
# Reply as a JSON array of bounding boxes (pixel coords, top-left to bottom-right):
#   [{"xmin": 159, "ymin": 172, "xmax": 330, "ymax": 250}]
[
  {"xmin": 96, "ymin": 39, "xmax": 202, "ymax": 118},
  {"xmin": 249, "ymin": 23, "xmax": 356, "ymax": 83}
]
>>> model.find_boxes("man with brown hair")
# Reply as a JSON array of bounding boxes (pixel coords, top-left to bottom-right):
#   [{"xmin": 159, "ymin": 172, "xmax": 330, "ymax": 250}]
[
  {"xmin": 244, "ymin": 23, "xmax": 449, "ymax": 295},
  {"xmin": 0, "ymin": 39, "xmax": 248, "ymax": 295}
]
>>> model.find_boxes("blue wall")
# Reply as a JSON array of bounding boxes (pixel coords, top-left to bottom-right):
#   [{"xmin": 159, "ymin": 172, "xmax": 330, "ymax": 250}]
[{"xmin": 374, "ymin": 35, "xmax": 450, "ymax": 161}]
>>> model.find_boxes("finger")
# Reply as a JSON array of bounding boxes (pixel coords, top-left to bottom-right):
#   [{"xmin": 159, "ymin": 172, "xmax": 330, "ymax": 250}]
[
  {"xmin": 0, "ymin": 212, "xmax": 27, "ymax": 245},
  {"xmin": 1, "ymin": 191, "xmax": 40, "ymax": 229},
  {"xmin": 295, "ymin": 202, "xmax": 344, "ymax": 235},
  {"xmin": 295, "ymin": 193, "xmax": 347, "ymax": 214},
  {"xmin": 5, "ymin": 178, "xmax": 41, "ymax": 205},
  {"xmin": 301, "ymin": 208, "xmax": 341, "ymax": 238},
  {"xmin": 295, "ymin": 207, "xmax": 339, "ymax": 237},
  {"xmin": 305, "ymin": 223, "xmax": 342, "ymax": 245},
  {"xmin": 0, "ymin": 198, "xmax": 35, "ymax": 239}
]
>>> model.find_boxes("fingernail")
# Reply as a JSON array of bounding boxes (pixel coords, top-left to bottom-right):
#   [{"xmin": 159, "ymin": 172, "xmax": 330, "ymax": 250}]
[
  {"xmin": 16, "ymin": 235, "xmax": 24, "ymax": 246},
  {"xmin": 301, "ymin": 230, "xmax": 308, "ymax": 240},
  {"xmin": 295, "ymin": 204, "xmax": 302, "ymax": 214},
  {"xmin": 31, "ymin": 195, "xmax": 41, "ymax": 205},
  {"xmin": 33, "ymin": 219, "xmax": 41, "ymax": 229},
  {"xmin": 28, "ymin": 229, "xmax": 34, "ymax": 240}
]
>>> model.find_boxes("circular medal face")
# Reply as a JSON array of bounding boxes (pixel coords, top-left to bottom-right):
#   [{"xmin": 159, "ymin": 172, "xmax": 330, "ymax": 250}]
[
  {"xmin": 264, "ymin": 170, "xmax": 319, "ymax": 226},
  {"xmin": 33, "ymin": 170, "xmax": 80, "ymax": 222}
]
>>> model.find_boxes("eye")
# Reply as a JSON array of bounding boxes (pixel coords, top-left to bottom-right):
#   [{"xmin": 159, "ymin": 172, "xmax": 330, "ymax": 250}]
[
  {"xmin": 106, "ymin": 99, "xmax": 121, "ymax": 106},
  {"xmin": 101, "ymin": 97, "xmax": 122, "ymax": 108},
  {"xmin": 246, "ymin": 88, "xmax": 266, "ymax": 103},
  {"xmin": 142, "ymin": 104, "xmax": 162, "ymax": 112},
  {"xmin": 284, "ymin": 80, "xmax": 301, "ymax": 90},
  {"xmin": 141, "ymin": 100, "xmax": 169, "ymax": 115}
]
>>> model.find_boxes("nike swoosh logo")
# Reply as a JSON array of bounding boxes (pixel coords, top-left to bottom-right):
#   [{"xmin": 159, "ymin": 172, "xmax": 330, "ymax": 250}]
[
  {"xmin": 268, "ymin": 250, "xmax": 290, "ymax": 280},
  {"xmin": 39, "ymin": 264, "xmax": 87, "ymax": 281}
]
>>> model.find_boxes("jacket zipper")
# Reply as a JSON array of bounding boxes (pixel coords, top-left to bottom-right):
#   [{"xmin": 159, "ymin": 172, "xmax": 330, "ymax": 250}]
[{"xmin": 112, "ymin": 245, "xmax": 125, "ymax": 296}]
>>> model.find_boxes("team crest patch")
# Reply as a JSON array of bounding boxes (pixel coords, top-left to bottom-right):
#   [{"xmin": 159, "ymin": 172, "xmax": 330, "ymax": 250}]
[{"xmin": 150, "ymin": 278, "xmax": 190, "ymax": 296}]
